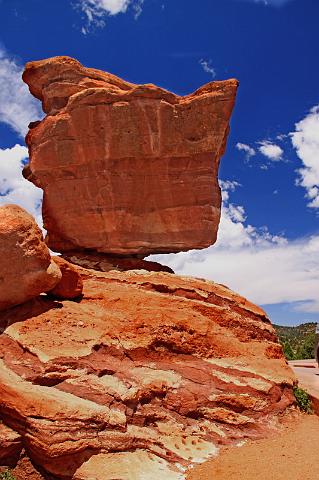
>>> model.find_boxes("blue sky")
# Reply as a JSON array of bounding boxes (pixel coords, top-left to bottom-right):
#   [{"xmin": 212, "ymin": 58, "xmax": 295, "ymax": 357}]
[{"xmin": 0, "ymin": 0, "xmax": 318, "ymax": 325}]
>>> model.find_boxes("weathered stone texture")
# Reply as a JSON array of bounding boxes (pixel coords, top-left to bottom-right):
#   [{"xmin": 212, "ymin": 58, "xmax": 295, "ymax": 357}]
[
  {"xmin": 23, "ymin": 56, "xmax": 238, "ymax": 255},
  {"xmin": 0, "ymin": 204, "xmax": 61, "ymax": 311},
  {"xmin": 0, "ymin": 423, "xmax": 22, "ymax": 464},
  {"xmin": 49, "ymin": 256, "xmax": 83, "ymax": 299},
  {"xmin": 0, "ymin": 267, "xmax": 295, "ymax": 478}
]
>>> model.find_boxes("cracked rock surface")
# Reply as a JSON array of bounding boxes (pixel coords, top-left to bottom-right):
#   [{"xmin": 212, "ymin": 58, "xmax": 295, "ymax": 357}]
[{"xmin": 0, "ymin": 265, "xmax": 296, "ymax": 479}]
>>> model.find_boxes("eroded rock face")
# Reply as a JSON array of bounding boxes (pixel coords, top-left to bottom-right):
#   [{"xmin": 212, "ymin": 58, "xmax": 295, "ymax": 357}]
[
  {"xmin": 49, "ymin": 256, "xmax": 83, "ymax": 299},
  {"xmin": 22, "ymin": 56, "xmax": 238, "ymax": 255},
  {"xmin": 0, "ymin": 205, "xmax": 61, "ymax": 311},
  {"xmin": 0, "ymin": 423, "xmax": 22, "ymax": 465},
  {"xmin": 0, "ymin": 266, "xmax": 295, "ymax": 478}
]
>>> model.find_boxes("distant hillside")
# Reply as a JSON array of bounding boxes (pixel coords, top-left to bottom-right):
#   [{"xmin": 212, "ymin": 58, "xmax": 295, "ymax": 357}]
[{"xmin": 274, "ymin": 322, "xmax": 319, "ymax": 361}]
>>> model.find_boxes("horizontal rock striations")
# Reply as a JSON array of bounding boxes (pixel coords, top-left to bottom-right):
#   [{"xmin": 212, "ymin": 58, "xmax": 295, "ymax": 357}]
[
  {"xmin": 0, "ymin": 59, "xmax": 297, "ymax": 480},
  {"xmin": 0, "ymin": 423, "xmax": 22, "ymax": 465},
  {"xmin": 0, "ymin": 205, "xmax": 61, "ymax": 311},
  {"xmin": 0, "ymin": 267, "xmax": 295, "ymax": 478},
  {"xmin": 22, "ymin": 56, "xmax": 238, "ymax": 255}
]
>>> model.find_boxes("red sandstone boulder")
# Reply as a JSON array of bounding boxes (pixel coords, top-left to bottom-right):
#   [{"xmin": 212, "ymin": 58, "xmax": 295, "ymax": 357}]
[
  {"xmin": 49, "ymin": 256, "xmax": 83, "ymax": 299},
  {"xmin": 22, "ymin": 56, "xmax": 238, "ymax": 256},
  {"xmin": 0, "ymin": 266, "xmax": 296, "ymax": 479},
  {"xmin": 0, "ymin": 205, "xmax": 61, "ymax": 311}
]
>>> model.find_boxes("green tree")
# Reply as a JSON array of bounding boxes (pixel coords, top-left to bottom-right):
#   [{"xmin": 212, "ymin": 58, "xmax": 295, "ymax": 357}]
[
  {"xmin": 296, "ymin": 332, "xmax": 316, "ymax": 360},
  {"xmin": 283, "ymin": 342, "xmax": 295, "ymax": 360}
]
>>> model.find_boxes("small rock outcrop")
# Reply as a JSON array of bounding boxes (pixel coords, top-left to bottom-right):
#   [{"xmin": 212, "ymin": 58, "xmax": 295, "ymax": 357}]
[
  {"xmin": 0, "ymin": 266, "xmax": 295, "ymax": 479},
  {"xmin": 22, "ymin": 56, "xmax": 238, "ymax": 256},
  {"xmin": 49, "ymin": 256, "xmax": 83, "ymax": 299},
  {"xmin": 0, "ymin": 423, "xmax": 22, "ymax": 465},
  {"xmin": 0, "ymin": 205, "xmax": 61, "ymax": 311}
]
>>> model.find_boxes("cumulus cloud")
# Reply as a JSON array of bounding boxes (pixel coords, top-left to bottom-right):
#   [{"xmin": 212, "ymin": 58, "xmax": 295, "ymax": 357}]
[
  {"xmin": 290, "ymin": 105, "xmax": 319, "ymax": 209},
  {"xmin": 219, "ymin": 180, "xmax": 241, "ymax": 196},
  {"xmin": 0, "ymin": 144, "xmax": 43, "ymax": 224},
  {"xmin": 199, "ymin": 59, "xmax": 216, "ymax": 78},
  {"xmin": 150, "ymin": 181, "xmax": 319, "ymax": 313},
  {"xmin": 0, "ymin": 48, "xmax": 42, "ymax": 137},
  {"xmin": 75, "ymin": 0, "xmax": 144, "ymax": 33},
  {"xmin": 258, "ymin": 140, "xmax": 284, "ymax": 161},
  {"xmin": 236, "ymin": 142, "xmax": 256, "ymax": 159}
]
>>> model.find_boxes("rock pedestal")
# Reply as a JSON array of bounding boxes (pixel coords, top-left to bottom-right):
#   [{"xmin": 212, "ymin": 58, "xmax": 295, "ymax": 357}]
[{"xmin": 0, "ymin": 266, "xmax": 295, "ymax": 479}]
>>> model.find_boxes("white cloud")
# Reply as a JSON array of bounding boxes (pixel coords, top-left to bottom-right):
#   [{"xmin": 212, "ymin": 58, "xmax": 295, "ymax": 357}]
[
  {"xmin": 75, "ymin": 0, "xmax": 144, "ymax": 32},
  {"xmin": 199, "ymin": 59, "xmax": 216, "ymax": 79},
  {"xmin": 0, "ymin": 144, "xmax": 43, "ymax": 225},
  {"xmin": 276, "ymin": 133, "xmax": 288, "ymax": 141},
  {"xmin": 0, "ymin": 48, "xmax": 42, "ymax": 137},
  {"xmin": 132, "ymin": 0, "xmax": 144, "ymax": 19},
  {"xmin": 86, "ymin": 0, "xmax": 130, "ymax": 16},
  {"xmin": 261, "ymin": 0, "xmax": 293, "ymax": 5},
  {"xmin": 150, "ymin": 181, "xmax": 319, "ymax": 313},
  {"xmin": 240, "ymin": 0, "xmax": 294, "ymax": 6},
  {"xmin": 294, "ymin": 300, "xmax": 319, "ymax": 314},
  {"xmin": 219, "ymin": 180, "xmax": 241, "ymax": 200},
  {"xmin": 290, "ymin": 105, "xmax": 319, "ymax": 209},
  {"xmin": 259, "ymin": 140, "xmax": 284, "ymax": 161},
  {"xmin": 236, "ymin": 142, "xmax": 256, "ymax": 159}
]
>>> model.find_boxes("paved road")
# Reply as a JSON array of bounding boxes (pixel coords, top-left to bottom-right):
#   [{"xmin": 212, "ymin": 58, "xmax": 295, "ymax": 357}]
[{"xmin": 289, "ymin": 359, "xmax": 319, "ymax": 413}]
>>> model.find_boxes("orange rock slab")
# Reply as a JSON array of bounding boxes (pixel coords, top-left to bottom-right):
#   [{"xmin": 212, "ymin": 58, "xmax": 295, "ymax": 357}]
[
  {"xmin": 0, "ymin": 267, "xmax": 296, "ymax": 478},
  {"xmin": 23, "ymin": 56, "xmax": 238, "ymax": 255}
]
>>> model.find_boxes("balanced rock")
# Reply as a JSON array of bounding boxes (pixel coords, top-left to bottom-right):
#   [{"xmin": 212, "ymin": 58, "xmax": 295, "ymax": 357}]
[
  {"xmin": 0, "ymin": 205, "xmax": 61, "ymax": 311},
  {"xmin": 22, "ymin": 56, "xmax": 238, "ymax": 255},
  {"xmin": 0, "ymin": 266, "xmax": 295, "ymax": 479},
  {"xmin": 49, "ymin": 256, "xmax": 83, "ymax": 299}
]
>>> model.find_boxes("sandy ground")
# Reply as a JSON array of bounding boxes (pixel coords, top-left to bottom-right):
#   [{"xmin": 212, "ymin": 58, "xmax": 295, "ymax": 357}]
[{"xmin": 187, "ymin": 414, "xmax": 319, "ymax": 480}]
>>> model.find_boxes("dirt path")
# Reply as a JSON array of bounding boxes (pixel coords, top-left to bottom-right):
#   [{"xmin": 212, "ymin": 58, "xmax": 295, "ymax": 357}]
[{"xmin": 187, "ymin": 414, "xmax": 319, "ymax": 480}]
